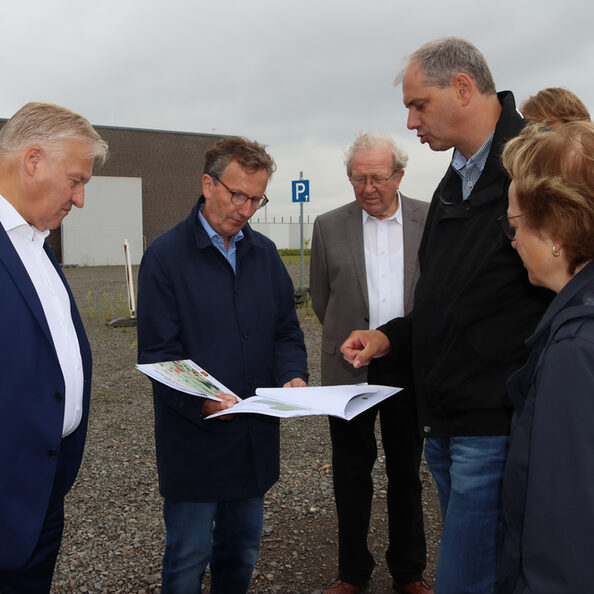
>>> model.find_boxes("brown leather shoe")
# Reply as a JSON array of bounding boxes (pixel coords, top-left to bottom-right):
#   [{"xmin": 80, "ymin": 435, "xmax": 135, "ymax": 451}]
[
  {"xmin": 324, "ymin": 578, "xmax": 367, "ymax": 593},
  {"xmin": 393, "ymin": 579, "xmax": 434, "ymax": 594}
]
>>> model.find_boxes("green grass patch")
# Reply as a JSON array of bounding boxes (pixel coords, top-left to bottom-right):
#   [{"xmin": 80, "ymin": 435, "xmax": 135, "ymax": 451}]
[
  {"xmin": 281, "ymin": 254, "xmax": 310, "ymax": 264},
  {"xmin": 96, "ymin": 391, "xmax": 117, "ymax": 400},
  {"xmin": 86, "ymin": 285, "xmax": 134, "ymax": 323},
  {"xmin": 278, "ymin": 249, "xmax": 311, "ymax": 257},
  {"xmin": 279, "ymin": 248, "xmax": 311, "ymax": 264},
  {"xmin": 297, "ymin": 292, "xmax": 316, "ymax": 320}
]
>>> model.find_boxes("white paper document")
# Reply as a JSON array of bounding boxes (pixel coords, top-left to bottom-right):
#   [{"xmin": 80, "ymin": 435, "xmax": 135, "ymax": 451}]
[
  {"xmin": 136, "ymin": 359, "xmax": 401, "ymax": 420},
  {"xmin": 136, "ymin": 359, "xmax": 241, "ymax": 402},
  {"xmin": 206, "ymin": 384, "xmax": 401, "ymax": 420}
]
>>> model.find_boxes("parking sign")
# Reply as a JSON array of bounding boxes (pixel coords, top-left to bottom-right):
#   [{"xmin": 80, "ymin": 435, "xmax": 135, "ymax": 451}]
[{"xmin": 292, "ymin": 179, "xmax": 310, "ymax": 202}]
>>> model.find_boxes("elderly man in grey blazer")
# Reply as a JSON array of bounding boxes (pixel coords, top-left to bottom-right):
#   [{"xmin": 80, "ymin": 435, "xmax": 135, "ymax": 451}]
[{"xmin": 310, "ymin": 133, "xmax": 431, "ymax": 594}]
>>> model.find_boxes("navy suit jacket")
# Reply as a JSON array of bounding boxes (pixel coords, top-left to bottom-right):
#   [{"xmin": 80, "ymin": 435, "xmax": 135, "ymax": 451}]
[
  {"xmin": 137, "ymin": 199, "xmax": 308, "ymax": 502},
  {"xmin": 0, "ymin": 223, "xmax": 92, "ymax": 569}
]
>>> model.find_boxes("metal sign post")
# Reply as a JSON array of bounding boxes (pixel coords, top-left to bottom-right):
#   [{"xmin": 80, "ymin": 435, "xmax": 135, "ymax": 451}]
[{"xmin": 291, "ymin": 172, "xmax": 310, "ymax": 290}]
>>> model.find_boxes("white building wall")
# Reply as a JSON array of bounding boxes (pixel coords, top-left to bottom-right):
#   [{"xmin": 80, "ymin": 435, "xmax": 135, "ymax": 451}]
[
  {"xmin": 250, "ymin": 222, "xmax": 313, "ymax": 249},
  {"xmin": 62, "ymin": 176, "xmax": 143, "ymax": 266}
]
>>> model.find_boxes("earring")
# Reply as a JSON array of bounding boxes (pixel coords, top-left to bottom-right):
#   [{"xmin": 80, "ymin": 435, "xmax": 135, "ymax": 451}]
[{"xmin": 552, "ymin": 246, "xmax": 561, "ymax": 257}]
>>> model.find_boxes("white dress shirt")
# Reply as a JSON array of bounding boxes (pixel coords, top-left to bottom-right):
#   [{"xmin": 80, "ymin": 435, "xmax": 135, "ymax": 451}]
[
  {"xmin": 362, "ymin": 196, "xmax": 404, "ymax": 330},
  {"xmin": 0, "ymin": 194, "xmax": 84, "ymax": 437}
]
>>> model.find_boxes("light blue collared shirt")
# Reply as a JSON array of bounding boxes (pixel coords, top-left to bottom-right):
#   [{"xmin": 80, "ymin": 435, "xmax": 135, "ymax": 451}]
[
  {"xmin": 198, "ymin": 206, "xmax": 244, "ymax": 273},
  {"xmin": 452, "ymin": 131, "xmax": 495, "ymax": 200}
]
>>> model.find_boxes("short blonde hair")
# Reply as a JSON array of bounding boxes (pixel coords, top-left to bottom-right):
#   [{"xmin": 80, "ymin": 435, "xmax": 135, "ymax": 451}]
[
  {"xmin": 520, "ymin": 88, "xmax": 590, "ymax": 128},
  {"xmin": 502, "ymin": 122, "xmax": 594, "ymax": 274},
  {"xmin": 0, "ymin": 102, "xmax": 108, "ymax": 166}
]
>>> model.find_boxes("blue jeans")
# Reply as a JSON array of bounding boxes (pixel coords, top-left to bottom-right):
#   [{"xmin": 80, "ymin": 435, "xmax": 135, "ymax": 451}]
[
  {"xmin": 424, "ymin": 436, "xmax": 508, "ymax": 594},
  {"xmin": 161, "ymin": 496, "xmax": 264, "ymax": 594}
]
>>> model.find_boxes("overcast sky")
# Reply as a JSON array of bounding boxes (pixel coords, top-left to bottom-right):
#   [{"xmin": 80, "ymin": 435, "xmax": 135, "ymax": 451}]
[{"xmin": 2, "ymin": 0, "xmax": 593, "ymax": 220}]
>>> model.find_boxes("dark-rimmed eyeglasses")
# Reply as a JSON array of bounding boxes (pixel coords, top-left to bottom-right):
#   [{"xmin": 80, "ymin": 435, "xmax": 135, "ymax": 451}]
[
  {"xmin": 498, "ymin": 214, "xmax": 523, "ymax": 241},
  {"xmin": 211, "ymin": 175, "xmax": 269, "ymax": 210},
  {"xmin": 349, "ymin": 170, "xmax": 398, "ymax": 189}
]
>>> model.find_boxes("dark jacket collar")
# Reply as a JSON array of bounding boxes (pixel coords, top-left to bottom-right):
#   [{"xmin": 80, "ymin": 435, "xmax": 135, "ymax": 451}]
[
  {"xmin": 437, "ymin": 90, "xmax": 524, "ymax": 212},
  {"xmin": 473, "ymin": 91, "xmax": 524, "ymax": 195},
  {"xmin": 527, "ymin": 260, "xmax": 594, "ymax": 349},
  {"xmin": 507, "ymin": 260, "xmax": 594, "ymax": 414},
  {"xmin": 189, "ymin": 195, "xmax": 267, "ymax": 252}
]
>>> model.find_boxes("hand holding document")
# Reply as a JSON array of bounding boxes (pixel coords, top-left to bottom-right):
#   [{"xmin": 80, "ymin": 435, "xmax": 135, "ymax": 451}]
[
  {"xmin": 201, "ymin": 392, "xmax": 238, "ymax": 421},
  {"xmin": 136, "ymin": 360, "xmax": 401, "ymax": 421},
  {"xmin": 136, "ymin": 359, "xmax": 241, "ymax": 402},
  {"xmin": 207, "ymin": 384, "xmax": 401, "ymax": 420}
]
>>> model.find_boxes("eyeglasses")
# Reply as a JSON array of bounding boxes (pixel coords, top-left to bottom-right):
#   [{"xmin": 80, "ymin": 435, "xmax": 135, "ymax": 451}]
[
  {"xmin": 498, "ymin": 214, "xmax": 523, "ymax": 241},
  {"xmin": 349, "ymin": 170, "xmax": 399, "ymax": 189},
  {"xmin": 211, "ymin": 175, "xmax": 269, "ymax": 210}
]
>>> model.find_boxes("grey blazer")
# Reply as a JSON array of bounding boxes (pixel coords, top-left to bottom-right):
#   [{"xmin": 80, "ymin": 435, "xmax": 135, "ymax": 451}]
[{"xmin": 310, "ymin": 195, "xmax": 428, "ymax": 385}]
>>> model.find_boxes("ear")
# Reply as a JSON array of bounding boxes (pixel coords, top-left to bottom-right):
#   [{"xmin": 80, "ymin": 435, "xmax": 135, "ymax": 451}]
[
  {"xmin": 24, "ymin": 146, "xmax": 43, "ymax": 176},
  {"xmin": 452, "ymin": 73, "xmax": 473, "ymax": 107},
  {"xmin": 202, "ymin": 173, "xmax": 214, "ymax": 198},
  {"xmin": 393, "ymin": 170, "xmax": 405, "ymax": 188}
]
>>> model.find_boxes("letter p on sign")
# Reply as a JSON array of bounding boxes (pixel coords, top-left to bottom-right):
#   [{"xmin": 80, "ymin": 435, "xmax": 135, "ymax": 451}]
[{"xmin": 292, "ymin": 180, "xmax": 310, "ymax": 202}]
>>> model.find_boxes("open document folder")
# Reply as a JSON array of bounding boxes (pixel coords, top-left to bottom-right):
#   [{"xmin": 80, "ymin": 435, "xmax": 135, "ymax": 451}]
[{"xmin": 136, "ymin": 359, "xmax": 402, "ymax": 421}]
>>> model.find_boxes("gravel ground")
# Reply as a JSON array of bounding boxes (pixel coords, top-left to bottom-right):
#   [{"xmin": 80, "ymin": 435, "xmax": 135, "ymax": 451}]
[{"xmin": 51, "ymin": 264, "xmax": 441, "ymax": 593}]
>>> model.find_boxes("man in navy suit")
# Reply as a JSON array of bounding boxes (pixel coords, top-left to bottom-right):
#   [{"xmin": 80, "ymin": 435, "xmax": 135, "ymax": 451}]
[
  {"xmin": 0, "ymin": 102, "xmax": 108, "ymax": 593},
  {"xmin": 137, "ymin": 136, "xmax": 307, "ymax": 593}
]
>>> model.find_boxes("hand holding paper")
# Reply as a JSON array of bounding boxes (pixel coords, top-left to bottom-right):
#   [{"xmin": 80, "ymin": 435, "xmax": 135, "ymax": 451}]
[
  {"xmin": 206, "ymin": 384, "xmax": 401, "ymax": 420},
  {"xmin": 283, "ymin": 377, "xmax": 308, "ymax": 388},
  {"xmin": 137, "ymin": 360, "xmax": 401, "ymax": 421},
  {"xmin": 201, "ymin": 393, "xmax": 238, "ymax": 421},
  {"xmin": 136, "ymin": 360, "xmax": 238, "ymax": 401}
]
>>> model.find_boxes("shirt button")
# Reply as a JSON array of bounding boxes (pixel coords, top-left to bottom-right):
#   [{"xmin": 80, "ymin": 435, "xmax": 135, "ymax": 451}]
[
  {"xmin": 243, "ymin": 332, "xmax": 248, "ymax": 339},
  {"xmin": 423, "ymin": 425, "xmax": 431, "ymax": 434}
]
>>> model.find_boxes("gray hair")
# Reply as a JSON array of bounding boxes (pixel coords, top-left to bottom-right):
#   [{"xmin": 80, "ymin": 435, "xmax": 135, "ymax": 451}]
[
  {"xmin": 395, "ymin": 37, "xmax": 496, "ymax": 95},
  {"xmin": 204, "ymin": 136, "xmax": 276, "ymax": 180},
  {"xmin": 0, "ymin": 102, "xmax": 108, "ymax": 166},
  {"xmin": 345, "ymin": 132, "xmax": 408, "ymax": 176}
]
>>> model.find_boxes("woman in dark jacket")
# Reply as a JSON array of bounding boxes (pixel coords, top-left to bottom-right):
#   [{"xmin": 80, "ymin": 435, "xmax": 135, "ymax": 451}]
[{"xmin": 496, "ymin": 121, "xmax": 594, "ymax": 593}]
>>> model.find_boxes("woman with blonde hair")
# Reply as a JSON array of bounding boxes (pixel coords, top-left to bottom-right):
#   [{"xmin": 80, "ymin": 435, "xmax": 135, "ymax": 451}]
[
  {"xmin": 520, "ymin": 87, "xmax": 590, "ymax": 129},
  {"xmin": 496, "ymin": 121, "xmax": 594, "ymax": 593}
]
